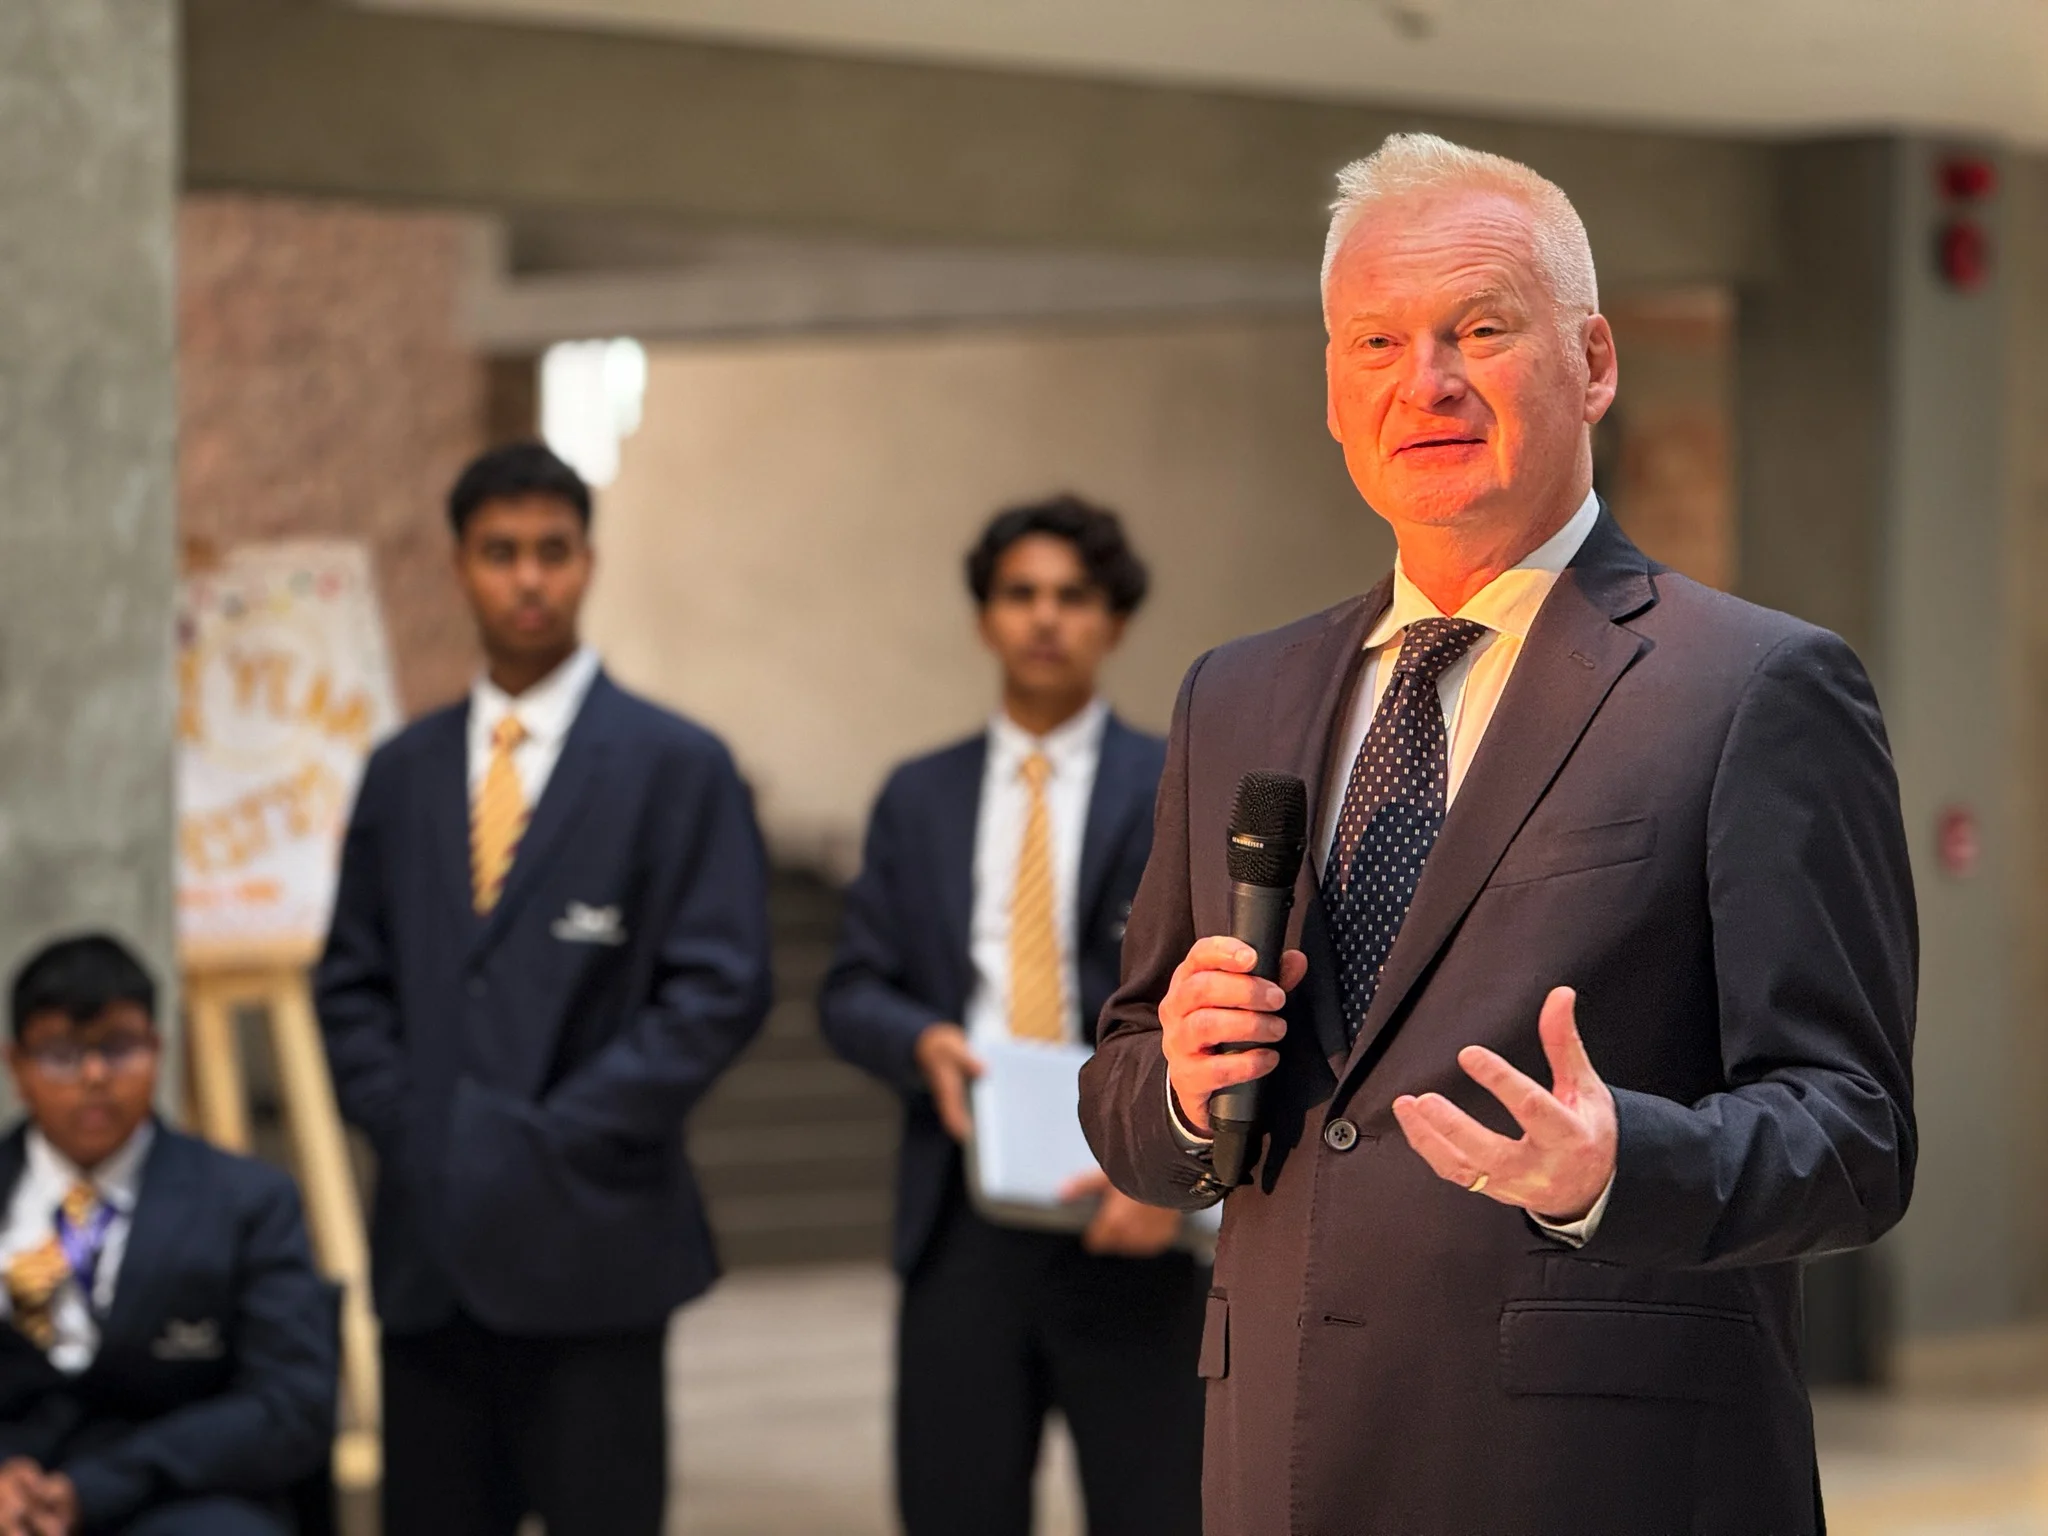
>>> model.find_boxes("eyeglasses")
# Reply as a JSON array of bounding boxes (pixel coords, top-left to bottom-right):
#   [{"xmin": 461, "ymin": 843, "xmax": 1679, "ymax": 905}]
[{"xmin": 21, "ymin": 1035, "xmax": 158, "ymax": 1081}]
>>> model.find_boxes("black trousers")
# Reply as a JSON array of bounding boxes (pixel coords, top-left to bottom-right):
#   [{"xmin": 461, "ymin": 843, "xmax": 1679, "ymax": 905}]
[
  {"xmin": 380, "ymin": 1311, "xmax": 667, "ymax": 1536},
  {"xmin": 117, "ymin": 1497, "xmax": 285, "ymax": 1536},
  {"xmin": 897, "ymin": 1192, "xmax": 1207, "ymax": 1536}
]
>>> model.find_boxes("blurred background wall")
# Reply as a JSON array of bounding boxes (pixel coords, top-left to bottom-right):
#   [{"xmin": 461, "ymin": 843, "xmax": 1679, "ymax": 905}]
[
  {"xmin": 586, "ymin": 320, "xmax": 1381, "ymax": 873},
  {"xmin": 586, "ymin": 300, "xmax": 1733, "ymax": 877}
]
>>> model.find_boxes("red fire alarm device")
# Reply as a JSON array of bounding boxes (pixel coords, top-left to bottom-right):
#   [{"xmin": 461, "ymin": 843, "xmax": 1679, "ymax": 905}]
[
  {"xmin": 1940, "ymin": 156, "xmax": 1998, "ymax": 202},
  {"xmin": 1939, "ymin": 219, "xmax": 1990, "ymax": 290},
  {"xmin": 1935, "ymin": 804, "xmax": 1981, "ymax": 879}
]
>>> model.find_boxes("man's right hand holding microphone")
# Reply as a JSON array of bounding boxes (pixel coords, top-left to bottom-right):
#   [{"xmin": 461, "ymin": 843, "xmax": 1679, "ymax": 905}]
[{"xmin": 1159, "ymin": 937, "xmax": 1307, "ymax": 1136}]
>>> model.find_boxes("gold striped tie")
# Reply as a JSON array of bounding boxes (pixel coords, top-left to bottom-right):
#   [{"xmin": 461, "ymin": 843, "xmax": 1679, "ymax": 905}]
[
  {"xmin": 472, "ymin": 715, "xmax": 530, "ymax": 913},
  {"xmin": 1008, "ymin": 752, "xmax": 1067, "ymax": 1042},
  {"xmin": 6, "ymin": 1183, "xmax": 100, "ymax": 1349}
]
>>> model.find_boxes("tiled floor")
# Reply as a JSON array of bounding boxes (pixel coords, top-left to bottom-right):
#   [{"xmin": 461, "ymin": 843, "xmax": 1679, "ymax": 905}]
[
  {"xmin": 669, "ymin": 1264, "xmax": 2048, "ymax": 1536},
  {"xmin": 668, "ymin": 1264, "xmax": 1080, "ymax": 1536},
  {"xmin": 1817, "ymin": 1394, "xmax": 2048, "ymax": 1536}
]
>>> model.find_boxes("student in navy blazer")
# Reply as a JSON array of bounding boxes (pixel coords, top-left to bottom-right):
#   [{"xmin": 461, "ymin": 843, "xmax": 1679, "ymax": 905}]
[
  {"xmin": 316, "ymin": 445, "xmax": 770, "ymax": 1536},
  {"xmin": 0, "ymin": 936, "xmax": 336, "ymax": 1536},
  {"xmin": 821, "ymin": 498, "xmax": 1203, "ymax": 1536},
  {"xmin": 826, "ymin": 705, "xmax": 1164, "ymax": 1277}
]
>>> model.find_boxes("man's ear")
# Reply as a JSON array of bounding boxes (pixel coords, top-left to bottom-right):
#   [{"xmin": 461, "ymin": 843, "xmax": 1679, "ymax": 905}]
[{"xmin": 1582, "ymin": 313, "xmax": 1619, "ymax": 425}]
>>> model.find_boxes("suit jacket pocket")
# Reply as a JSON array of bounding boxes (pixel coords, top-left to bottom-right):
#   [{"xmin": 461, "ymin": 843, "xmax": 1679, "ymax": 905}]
[
  {"xmin": 1198, "ymin": 1292, "xmax": 1229, "ymax": 1380},
  {"xmin": 1499, "ymin": 1299, "xmax": 1757, "ymax": 1404},
  {"xmin": 1488, "ymin": 816, "xmax": 1657, "ymax": 888},
  {"xmin": 442, "ymin": 1078, "xmax": 686, "ymax": 1331}
]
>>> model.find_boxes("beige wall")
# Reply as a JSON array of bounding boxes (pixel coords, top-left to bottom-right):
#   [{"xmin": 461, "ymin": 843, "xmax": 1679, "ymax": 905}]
[
  {"xmin": 588, "ymin": 307, "xmax": 1730, "ymax": 872},
  {"xmin": 586, "ymin": 318, "xmax": 1383, "ymax": 869}
]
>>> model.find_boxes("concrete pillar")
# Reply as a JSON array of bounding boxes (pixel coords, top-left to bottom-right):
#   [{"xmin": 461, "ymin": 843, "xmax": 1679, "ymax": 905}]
[
  {"xmin": 1741, "ymin": 138, "xmax": 2019, "ymax": 1338},
  {"xmin": 0, "ymin": 6, "xmax": 179, "ymax": 1042}
]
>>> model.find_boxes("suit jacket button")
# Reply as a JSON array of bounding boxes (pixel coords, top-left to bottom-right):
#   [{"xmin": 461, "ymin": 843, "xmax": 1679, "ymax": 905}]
[{"xmin": 1324, "ymin": 1118, "xmax": 1359, "ymax": 1152}]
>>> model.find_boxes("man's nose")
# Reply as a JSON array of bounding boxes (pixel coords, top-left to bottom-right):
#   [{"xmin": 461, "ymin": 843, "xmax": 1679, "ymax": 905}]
[{"xmin": 1397, "ymin": 334, "xmax": 1469, "ymax": 412}]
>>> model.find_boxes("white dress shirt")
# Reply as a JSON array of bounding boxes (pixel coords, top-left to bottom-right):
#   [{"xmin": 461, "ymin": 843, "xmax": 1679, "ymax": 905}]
[
  {"xmin": 962, "ymin": 698, "xmax": 1111, "ymax": 1049},
  {"xmin": 0, "ymin": 1122, "xmax": 156, "ymax": 1374},
  {"xmin": 1178, "ymin": 490, "xmax": 1614, "ymax": 1243},
  {"xmin": 1315, "ymin": 489, "xmax": 1601, "ymax": 868},
  {"xmin": 467, "ymin": 645, "xmax": 602, "ymax": 805}
]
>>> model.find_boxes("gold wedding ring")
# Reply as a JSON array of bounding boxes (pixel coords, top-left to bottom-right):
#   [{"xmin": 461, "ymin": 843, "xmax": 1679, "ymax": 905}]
[{"xmin": 1467, "ymin": 1173, "xmax": 1490, "ymax": 1194}]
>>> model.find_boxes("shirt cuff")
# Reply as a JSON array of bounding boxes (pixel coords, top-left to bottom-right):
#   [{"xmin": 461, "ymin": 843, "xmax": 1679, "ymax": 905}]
[
  {"xmin": 1530, "ymin": 1171, "xmax": 1616, "ymax": 1247},
  {"xmin": 1166, "ymin": 1078, "xmax": 1215, "ymax": 1154}
]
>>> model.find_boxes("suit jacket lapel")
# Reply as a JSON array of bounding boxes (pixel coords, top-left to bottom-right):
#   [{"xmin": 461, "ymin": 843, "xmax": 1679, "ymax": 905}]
[
  {"xmin": 931, "ymin": 737, "xmax": 987, "ymax": 1013},
  {"xmin": 424, "ymin": 706, "xmax": 477, "ymax": 936},
  {"xmin": 1339, "ymin": 511, "xmax": 1657, "ymax": 1082},
  {"xmin": 101, "ymin": 1126, "xmax": 202, "ymax": 1350},
  {"xmin": 1265, "ymin": 583, "xmax": 1389, "ymax": 946},
  {"xmin": 1074, "ymin": 717, "xmax": 1149, "ymax": 935},
  {"xmin": 473, "ymin": 674, "xmax": 617, "ymax": 957}
]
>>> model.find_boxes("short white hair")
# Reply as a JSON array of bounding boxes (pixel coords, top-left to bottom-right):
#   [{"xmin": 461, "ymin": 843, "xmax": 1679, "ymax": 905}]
[{"xmin": 1320, "ymin": 133, "xmax": 1599, "ymax": 332}]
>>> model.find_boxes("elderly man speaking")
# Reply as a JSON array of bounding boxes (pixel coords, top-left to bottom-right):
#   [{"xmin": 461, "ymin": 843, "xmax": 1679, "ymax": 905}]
[{"xmin": 1078, "ymin": 133, "xmax": 1916, "ymax": 1535}]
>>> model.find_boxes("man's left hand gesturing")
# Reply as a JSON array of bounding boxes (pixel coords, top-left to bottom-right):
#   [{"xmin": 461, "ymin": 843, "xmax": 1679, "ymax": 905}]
[{"xmin": 1391, "ymin": 986, "xmax": 1617, "ymax": 1224}]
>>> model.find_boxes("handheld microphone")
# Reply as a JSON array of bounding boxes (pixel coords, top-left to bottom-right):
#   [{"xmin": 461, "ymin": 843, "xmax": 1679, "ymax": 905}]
[{"xmin": 1208, "ymin": 770, "xmax": 1309, "ymax": 1187}]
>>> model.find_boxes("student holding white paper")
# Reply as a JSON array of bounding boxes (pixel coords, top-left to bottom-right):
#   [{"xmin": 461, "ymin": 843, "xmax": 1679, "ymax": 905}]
[{"xmin": 820, "ymin": 496, "xmax": 1203, "ymax": 1536}]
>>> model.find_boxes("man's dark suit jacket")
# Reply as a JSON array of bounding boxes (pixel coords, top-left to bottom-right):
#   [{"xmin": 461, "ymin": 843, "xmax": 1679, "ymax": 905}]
[
  {"xmin": 820, "ymin": 715, "xmax": 1166, "ymax": 1275},
  {"xmin": 316, "ymin": 671, "xmax": 772, "ymax": 1337},
  {"xmin": 0, "ymin": 1124, "xmax": 338, "ymax": 1532},
  {"xmin": 1079, "ymin": 513, "xmax": 1917, "ymax": 1536}
]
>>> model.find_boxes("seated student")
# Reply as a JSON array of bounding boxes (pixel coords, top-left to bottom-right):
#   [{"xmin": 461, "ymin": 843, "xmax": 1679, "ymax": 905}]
[{"xmin": 0, "ymin": 936, "xmax": 337, "ymax": 1536}]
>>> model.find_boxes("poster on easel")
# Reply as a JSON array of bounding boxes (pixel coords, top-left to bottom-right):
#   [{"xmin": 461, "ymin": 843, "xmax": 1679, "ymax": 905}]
[
  {"xmin": 175, "ymin": 540, "xmax": 401, "ymax": 1486},
  {"xmin": 177, "ymin": 541, "xmax": 402, "ymax": 959}
]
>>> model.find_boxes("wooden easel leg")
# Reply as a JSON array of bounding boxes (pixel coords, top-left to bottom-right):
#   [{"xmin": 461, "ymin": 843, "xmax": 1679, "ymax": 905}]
[{"xmin": 183, "ymin": 976, "xmax": 252, "ymax": 1155}]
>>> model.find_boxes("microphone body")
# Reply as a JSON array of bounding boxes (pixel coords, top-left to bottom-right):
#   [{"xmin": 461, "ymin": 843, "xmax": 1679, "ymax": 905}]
[
  {"xmin": 1207, "ymin": 772, "xmax": 1309, "ymax": 1188},
  {"xmin": 1207, "ymin": 881, "xmax": 1295, "ymax": 1184}
]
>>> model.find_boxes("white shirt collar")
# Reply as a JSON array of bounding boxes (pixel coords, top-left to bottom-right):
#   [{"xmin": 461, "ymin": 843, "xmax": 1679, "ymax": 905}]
[
  {"xmin": 26, "ymin": 1120, "xmax": 155, "ymax": 1216},
  {"xmin": 1366, "ymin": 488, "xmax": 1603, "ymax": 649},
  {"xmin": 987, "ymin": 696, "xmax": 1111, "ymax": 780},
  {"xmin": 471, "ymin": 645, "xmax": 602, "ymax": 749}
]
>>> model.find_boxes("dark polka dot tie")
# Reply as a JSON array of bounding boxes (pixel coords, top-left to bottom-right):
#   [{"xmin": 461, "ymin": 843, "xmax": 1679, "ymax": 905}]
[{"xmin": 1327, "ymin": 616, "xmax": 1489, "ymax": 1041}]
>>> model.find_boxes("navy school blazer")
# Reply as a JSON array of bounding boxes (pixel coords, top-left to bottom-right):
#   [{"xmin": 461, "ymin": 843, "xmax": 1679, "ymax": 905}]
[
  {"xmin": 818, "ymin": 715, "xmax": 1167, "ymax": 1275},
  {"xmin": 315, "ymin": 671, "xmax": 772, "ymax": 1337},
  {"xmin": 0, "ymin": 1124, "xmax": 338, "ymax": 1531}
]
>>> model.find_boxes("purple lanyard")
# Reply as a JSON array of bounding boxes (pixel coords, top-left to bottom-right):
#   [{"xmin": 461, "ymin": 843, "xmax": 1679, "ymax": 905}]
[{"xmin": 55, "ymin": 1200, "xmax": 117, "ymax": 1311}]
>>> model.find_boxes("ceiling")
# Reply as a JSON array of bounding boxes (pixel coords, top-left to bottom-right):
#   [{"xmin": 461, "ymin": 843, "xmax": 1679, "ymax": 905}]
[{"xmin": 356, "ymin": 0, "xmax": 2048, "ymax": 146}]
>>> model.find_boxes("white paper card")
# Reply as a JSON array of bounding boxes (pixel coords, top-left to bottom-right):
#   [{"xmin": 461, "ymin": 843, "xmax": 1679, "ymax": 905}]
[
  {"xmin": 966, "ymin": 1038, "xmax": 1224, "ymax": 1243},
  {"xmin": 970, "ymin": 1038, "xmax": 1098, "ymax": 1208}
]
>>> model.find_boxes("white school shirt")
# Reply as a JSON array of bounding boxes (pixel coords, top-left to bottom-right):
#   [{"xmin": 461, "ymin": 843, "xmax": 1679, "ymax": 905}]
[
  {"xmin": 466, "ymin": 645, "xmax": 602, "ymax": 805},
  {"xmin": 0, "ymin": 1122, "xmax": 156, "ymax": 1374},
  {"xmin": 961, "ymin": 698, "xmax": 1111, "ymax": 1049}
]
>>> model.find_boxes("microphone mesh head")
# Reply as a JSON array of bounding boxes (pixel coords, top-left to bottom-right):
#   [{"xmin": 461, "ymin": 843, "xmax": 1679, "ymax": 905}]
[{"xmin": 1226, "ymin": 771, "xmax": 1309, "ymax": 887}]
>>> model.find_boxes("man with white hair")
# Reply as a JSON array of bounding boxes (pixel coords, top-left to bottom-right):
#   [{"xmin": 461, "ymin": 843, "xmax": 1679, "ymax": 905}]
[{"xmin": 1079, "ymin": 133, "xmax": 1916, "ymax": 1534}]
